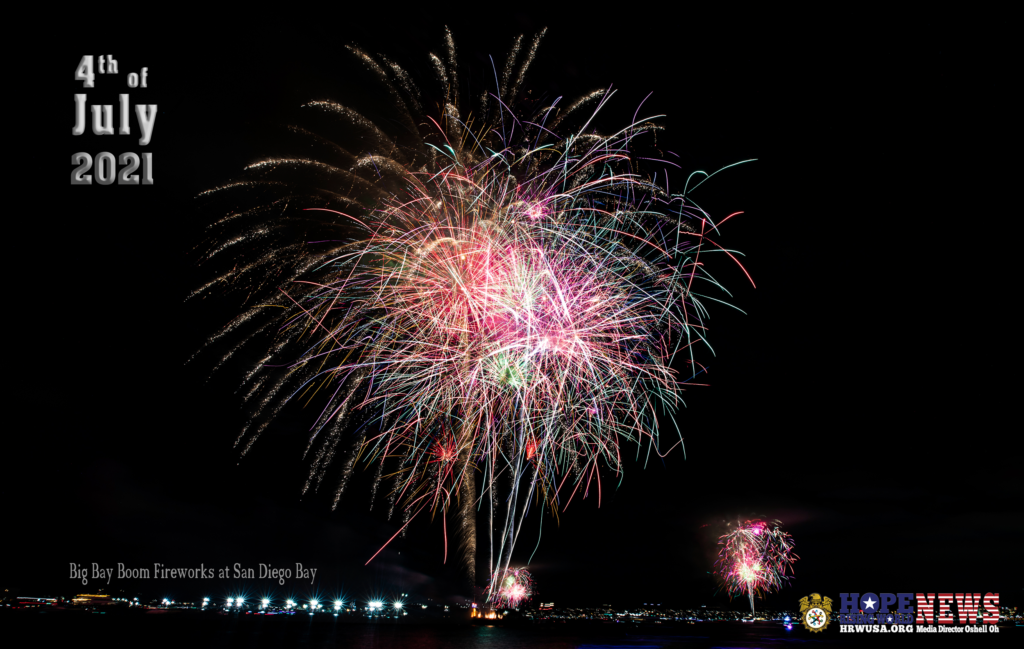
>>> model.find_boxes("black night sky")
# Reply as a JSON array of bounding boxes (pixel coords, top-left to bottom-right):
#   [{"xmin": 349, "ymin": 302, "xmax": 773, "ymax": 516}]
[{"xmin": 18, "ymin": 10, "xmax": 1018, "ymax": 611}]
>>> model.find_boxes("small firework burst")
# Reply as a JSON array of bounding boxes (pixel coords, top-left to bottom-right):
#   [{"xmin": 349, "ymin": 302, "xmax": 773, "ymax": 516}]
[
  {"xmin": 714, "ymin": 519, "xmax": 798, "ymax": 614},
  {"xmin": 486, "ymin": 567, "xmax": 534, "ymax": 609}
]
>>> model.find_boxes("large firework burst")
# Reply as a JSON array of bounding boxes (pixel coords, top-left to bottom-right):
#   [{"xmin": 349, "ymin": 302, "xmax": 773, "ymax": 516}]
[
  {"xmin": 714, "ymin": 519, "xmax": 798, "ymax": 614},
  {"xmin": 191, "ymin": 27, "xmax": 750, "ymax": 601}
]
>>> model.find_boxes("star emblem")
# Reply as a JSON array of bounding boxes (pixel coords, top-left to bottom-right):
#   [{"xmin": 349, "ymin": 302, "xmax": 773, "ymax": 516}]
[{"xmin": 863, "ymin": 597, "xmax": 877, "ymax": 610}]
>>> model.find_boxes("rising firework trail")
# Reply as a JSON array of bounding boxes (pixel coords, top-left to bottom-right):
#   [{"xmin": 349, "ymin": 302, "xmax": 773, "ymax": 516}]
[
  {"xmin": 191, "ymin": 27, "xmax": 752, "ymax": 601},
  {"xmin": 714, "ymin": 519, "xmax": 798, "ymax": 614}
]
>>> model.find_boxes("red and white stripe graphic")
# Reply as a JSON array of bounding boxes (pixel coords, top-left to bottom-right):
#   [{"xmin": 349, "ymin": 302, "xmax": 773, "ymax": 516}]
[
  {"xmin": 937, "ymin": 593, "xmax": 955, "ymax": 624},
  {"xmin": 915, "ymin": 593, "xmax": 935, "ymax": 624},
  {"xmin": 955, "ymin": 593, "xmax": 981, "ymax": 624},
  {"xmin": 981, "ymin": 593, "xmax": 999, "ymax": 624}
]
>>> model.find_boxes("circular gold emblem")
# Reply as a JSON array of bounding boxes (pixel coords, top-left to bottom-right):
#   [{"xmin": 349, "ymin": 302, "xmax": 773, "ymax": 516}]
[{"xmin": 804, "ymin": 606, "xmax": 828, "ymax": 631}]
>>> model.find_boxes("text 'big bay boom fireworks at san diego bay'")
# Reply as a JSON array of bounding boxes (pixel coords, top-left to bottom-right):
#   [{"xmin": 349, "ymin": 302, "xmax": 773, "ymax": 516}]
[{"xmin": 189, "ymin": 27, "xmax": 759, "ymax": 606}]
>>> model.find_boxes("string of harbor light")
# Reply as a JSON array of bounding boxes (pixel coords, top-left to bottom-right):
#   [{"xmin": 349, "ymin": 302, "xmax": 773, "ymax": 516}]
[{"xmin": 201, "ymin": 595, "xmax": 449, "ymax": 616}]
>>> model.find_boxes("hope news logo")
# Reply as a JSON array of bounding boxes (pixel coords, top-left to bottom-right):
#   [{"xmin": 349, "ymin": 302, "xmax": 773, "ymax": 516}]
[{"xmin": 835, "ymin": 592, "xmax": 1000, "ymax": 634}]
